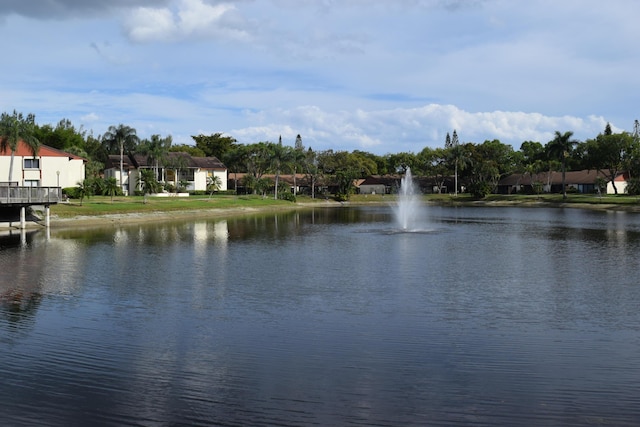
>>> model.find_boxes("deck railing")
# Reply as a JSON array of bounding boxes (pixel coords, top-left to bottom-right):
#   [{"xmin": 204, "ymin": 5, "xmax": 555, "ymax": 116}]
[{"xmin": 0, "ymin": 186, "xmax": 62, "ymax": 205}]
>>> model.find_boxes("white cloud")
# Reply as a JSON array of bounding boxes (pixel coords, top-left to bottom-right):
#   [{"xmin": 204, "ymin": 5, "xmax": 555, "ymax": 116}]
[
  {"xmin": 80, "ymin": 112, "xmax": 100, "ymax": 122},
  {"xmin": 123, "ymin": 0, "xmax": 249, "ymax": 43},
  {"xmin": 230, "ymin": 104, "xmax": 610, "ymax": 153}
]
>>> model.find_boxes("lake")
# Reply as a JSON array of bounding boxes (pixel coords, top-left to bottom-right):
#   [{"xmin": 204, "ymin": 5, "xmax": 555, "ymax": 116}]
[{"xmin": 1, "ymin": 205, "xmax": 640, "ymax": 426}]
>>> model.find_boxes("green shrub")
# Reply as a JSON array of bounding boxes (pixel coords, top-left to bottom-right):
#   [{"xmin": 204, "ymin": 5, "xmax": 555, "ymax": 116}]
[
  {"xmin": 279, "ymin": 192, "xmax": 296, "ymax": 202},
  {"xmin": 469, "ymin": 182, "xmax": 493, "ymax": 198},
  {"xmin": 63, "ymin": 187, "xmax": 81, "ymax": 199}
]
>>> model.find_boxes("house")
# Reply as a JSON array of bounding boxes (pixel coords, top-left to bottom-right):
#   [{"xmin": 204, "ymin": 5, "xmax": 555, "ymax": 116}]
[
  {"xmin": 0, "ymin": 140, "xmax": 86, "ymax": 188},
  {"xmin": 497, "ymin": 170, "xmax": 626, "ymax": 195},
  {"xmin": 227, "ymin": 173, "xmax": 317, "ymax": 195},
  {"xmin": 358, "ymin": 175, "xmax": 391, "ymax": 195},
  {"xmin": 105, "ymin": 152, "xmax": 227, "ymax": 195}
]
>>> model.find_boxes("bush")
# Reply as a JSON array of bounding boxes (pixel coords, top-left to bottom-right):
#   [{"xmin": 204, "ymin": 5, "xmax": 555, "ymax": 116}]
[
  {"xmin": 63, "ymin": 187, "xmax": 81, "ymax": 199},
  {"xmin": 469, "ymin": 182, "xmax": 493, "ymax": 198},
  {"xmin": 626, "ymin": 177, "xmax": 640, "ymax": 195},
  {"xmin": 279, "ymin": 192, "xmax": 296, "ymax": 202}
]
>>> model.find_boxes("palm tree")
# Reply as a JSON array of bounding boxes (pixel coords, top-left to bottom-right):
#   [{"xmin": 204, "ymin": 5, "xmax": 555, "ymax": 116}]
[
  {"xmin": 546, "ymin": 131, "xmax": 577, "ymax": 200},
  {"xmin": 223, "ymin": 145, "xmax": 248, "ymax": 195},
  {"xmin": 102, "ymin": 124, "xmax": 139, "ymax": 194},
  {"xmin": 0, "ymin": 111, "xmax": 40, "ymax": 183},
  {"xmin": 76, "ymin": 179, "xmax": 93, "ymax": 206},
  {"xmin": 138, "ymin": 168, "xmax": 159, "ymax": 204},
  {"xmin": 207, "ymin": 175, "xmax": 222, "ymax": 199},
  {"xmin": 104, "ymin": 177, "xmax": 119, "ymax": 202},
  {"xmin": 268, "ymin": 139, "xmax": 293, "ymax": 200},
  {"xmin": 141, "ymin": 134, "xmax": 171, "ymax": 181}
]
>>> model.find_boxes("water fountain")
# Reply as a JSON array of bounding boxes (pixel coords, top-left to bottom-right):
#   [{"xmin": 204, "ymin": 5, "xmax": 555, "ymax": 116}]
[{"xmin": 394, "ymin": 167, "xmax": 421, "ymax": 230}]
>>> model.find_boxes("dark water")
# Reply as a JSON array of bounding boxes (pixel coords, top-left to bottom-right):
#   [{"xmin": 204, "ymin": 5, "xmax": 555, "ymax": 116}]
[{"xmin": 1, "ymin": 206, "xmax": 640, "ymax": 426}]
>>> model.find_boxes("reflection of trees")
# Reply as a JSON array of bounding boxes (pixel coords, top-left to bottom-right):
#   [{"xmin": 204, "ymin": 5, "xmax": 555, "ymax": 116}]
[{"xmin": 1, "ymin": 290, "xmax": 42, "ymax": 326}]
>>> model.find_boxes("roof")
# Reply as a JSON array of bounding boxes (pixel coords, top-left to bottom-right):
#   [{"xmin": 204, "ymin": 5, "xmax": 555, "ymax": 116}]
[
  {"xmin": 108, "ymin": 152, "xmax": 226, "ymax": 170},
  {"xmin": 0, "ymin": 139, "xmax": 86, "ymax": 161},
  {"xmin": 228, "ymin": 173, "xmax": 312, "ymax": 186},
  {"xmin": 191, "ymin": 156, "xmax": 226, "ymax": 170},
  {"xmin": 499, "ymin": 170, "xmax": 611, "ymax": 186}
]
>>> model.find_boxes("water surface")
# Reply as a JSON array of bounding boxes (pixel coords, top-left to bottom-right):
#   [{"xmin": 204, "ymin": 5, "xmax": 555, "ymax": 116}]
[{"xmin": 1, "ymin": 206, "xmax": 640, "ymax": 426}]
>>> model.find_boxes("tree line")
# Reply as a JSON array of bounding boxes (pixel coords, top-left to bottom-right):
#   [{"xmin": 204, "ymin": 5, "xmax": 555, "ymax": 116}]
[{"xmin": 2, "ymin": 110, "xmax": 640, "ymax": 199}]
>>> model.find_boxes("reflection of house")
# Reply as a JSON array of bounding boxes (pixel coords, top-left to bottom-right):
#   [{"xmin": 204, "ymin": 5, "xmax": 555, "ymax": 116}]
[
  {"xmin": 0, "ymin": 140, "xmax": 86, "ymax": 188},
  {"xmin": 498, "ymin": 170, "xmax": 628, "ymax": 194},
  {"xmin": 105, "ymin": 152, "xmax": 227, "ymax": 195}
]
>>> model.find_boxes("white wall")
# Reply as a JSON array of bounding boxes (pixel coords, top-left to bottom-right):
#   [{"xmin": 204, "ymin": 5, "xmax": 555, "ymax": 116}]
[
  {"xmin": 607, "ymin": 180, "xmax": 628, "ymax": 194},
  {"xmin": 0, "ymin": 154, "xmax": 84, "ymax": 187},
  {"xmin": 195, "ymin": 169, "xmax": 228, "ymax": 192}
]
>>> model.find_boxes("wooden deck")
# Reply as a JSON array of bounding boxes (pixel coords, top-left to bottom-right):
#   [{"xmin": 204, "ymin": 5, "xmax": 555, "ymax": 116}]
[{"xmin": 0, "ymin": 186, "xmax": 62, "ymax": 207}]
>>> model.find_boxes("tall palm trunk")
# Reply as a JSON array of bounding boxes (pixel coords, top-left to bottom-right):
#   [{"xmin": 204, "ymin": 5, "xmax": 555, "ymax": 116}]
[{"xmin": 8, "ymin": 151, "xmax": 15, "ymax": 183}]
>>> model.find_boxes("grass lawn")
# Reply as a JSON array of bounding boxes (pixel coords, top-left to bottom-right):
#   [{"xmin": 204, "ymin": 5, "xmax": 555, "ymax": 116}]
[{"xmin": 50, "ymin": 194, "xmax": 301, "ymax": 218}]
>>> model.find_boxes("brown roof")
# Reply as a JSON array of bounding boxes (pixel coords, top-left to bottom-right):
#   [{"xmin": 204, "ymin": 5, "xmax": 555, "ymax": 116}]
[
  {"xmin": 499, "ymin": 170, "xmax": 609, "ymax": 186},
  {"xmin": 111, "ymin": 152, "xmax": 226, "ymax": 170},
  {"xmin": 0, "ymin": 139, "xmax": 86, "ymax": 161}
]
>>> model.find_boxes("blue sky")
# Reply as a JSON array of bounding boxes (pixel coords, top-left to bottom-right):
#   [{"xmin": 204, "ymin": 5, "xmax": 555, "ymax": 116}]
[{"xmin": 1, "ymin": 0, "xmax": 638, "ymax": 154}]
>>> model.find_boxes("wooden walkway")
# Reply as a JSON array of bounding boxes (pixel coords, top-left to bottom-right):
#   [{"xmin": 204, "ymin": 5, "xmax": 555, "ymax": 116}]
[
  {"xmin": 0, "ymin": 186, "xmax": 62, "ymax": 228},
  {"xmin": 0, "ymin": 186, "xmax": 61, "ymax": 207}
]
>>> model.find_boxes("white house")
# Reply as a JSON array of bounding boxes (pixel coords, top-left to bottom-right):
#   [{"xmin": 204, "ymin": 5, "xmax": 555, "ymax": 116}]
[
  {"xmin": 0, "ymin": 140, "xmax": 86, "ymax": 188},
  {"xmin": 105, "ymin": 152, "xmax": 227, "ymax": 195}
]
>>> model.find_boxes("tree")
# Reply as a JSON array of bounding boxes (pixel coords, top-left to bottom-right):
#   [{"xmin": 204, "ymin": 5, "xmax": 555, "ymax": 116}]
[
  {"xmin": 35, "ymin": 118, "xmax": 85, "ymax": 151},
  {"xmin": 292, "ymin": 134, "xmax": 306, "ymax": 196},
  {"xmin": 268, "ymin": 139, "xmax": 293, "ymax": 200},
  {"xmin": 104, "ymin": 177, "xmax": 119, "ymax": 202},
  {"xmin": 102, "ymin": 124, "xmax": 139, "ymax": 194},
  {"xmin": 169, "ymin": 144, "xmax": 205, "ymax": 157},
  {"xmin": 583, "ymin": 131, "xmax": 635, "ymax": 194},
  {"xmin": 466, "ymin": 140, "xmax": 514, "ymax": 197},
  {"xmin": 387, "ymin": 152, "xmax": 416, "ymax": 174},
  {"xmin": 191, "ymin": 133, "xmax": 236, "ymax": 158},
  {"xmin": 207, "ymin": 175, "xmax": 222, "ymax": 198},
  {"xmin": 304, "ymin": 147, "xmax": 320, "ymax": 199},
  {"xmin": 139, "ymin": 134, "xmax": 172, "ymax": 181},
  {"xmin": 604, "ymin": 122, "xmax": 613, "ymax": 136},
  {"xmin": 138, "ymin": 168, "xmax": 160, "ymax": 203},
  {"xmin": 244, "ymin": 143, "xmax": 272, "ymax": 191},
  {"xmin": 546, "ymin": 131, "xmax": 577, "ymax": 199},
  {"xmin": 76, "ymin": 179, "xmax": 93, "ymax": 205},
  {"xmin": 0, "ymin": 110, "xmax": 41, "ymax": 182},
  {"xmin": 223, "ymin": 144, "xmax": 249, "ymax": 194}
]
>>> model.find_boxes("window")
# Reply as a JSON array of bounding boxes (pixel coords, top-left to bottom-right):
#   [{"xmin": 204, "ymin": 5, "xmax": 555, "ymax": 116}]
[
  {"xmin": 179, "ymin": 169, "xmax": 195, "ymax": 181},
  {"xmin": 24, "ymin": 180, "xmax": 40, "ymax": 187},
  {"xmin": 24, "ymin": 158, "xmax": 40, "ymax": 169}
]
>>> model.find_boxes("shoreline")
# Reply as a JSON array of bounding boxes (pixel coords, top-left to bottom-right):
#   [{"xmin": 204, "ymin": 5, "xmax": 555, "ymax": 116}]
[{"xmin": 5, "ymin": 197, "xmax": 640, "ymax": 231}]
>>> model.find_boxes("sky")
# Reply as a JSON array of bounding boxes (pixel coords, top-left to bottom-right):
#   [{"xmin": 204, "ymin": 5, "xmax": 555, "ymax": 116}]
[{"xmin": 1, "ymin": 0, "xmax": 639, "ymax": 155}]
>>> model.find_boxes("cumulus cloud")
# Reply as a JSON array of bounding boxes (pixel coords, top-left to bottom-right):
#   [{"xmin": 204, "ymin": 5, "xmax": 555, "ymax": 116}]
[
  {"xmin": 123, "ymin": 0, "xmax": 250, "ymax": 43},
  {"xmin": 230, "ymin": 104, "xmax": 609, "ymax": 153}
]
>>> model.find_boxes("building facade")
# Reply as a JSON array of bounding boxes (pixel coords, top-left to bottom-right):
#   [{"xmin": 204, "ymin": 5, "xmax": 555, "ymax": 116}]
[{"xmin": 0, "ymin": 140, "xmax": 86, "ymax": 188}]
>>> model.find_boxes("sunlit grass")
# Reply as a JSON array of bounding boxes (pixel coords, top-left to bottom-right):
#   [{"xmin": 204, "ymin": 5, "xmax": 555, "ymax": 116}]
[{"xmin": 50, "ymin": 195, "xmax": 295, "ymax": 218}]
